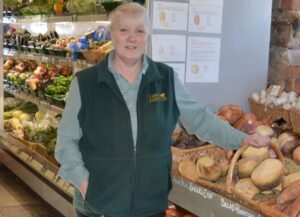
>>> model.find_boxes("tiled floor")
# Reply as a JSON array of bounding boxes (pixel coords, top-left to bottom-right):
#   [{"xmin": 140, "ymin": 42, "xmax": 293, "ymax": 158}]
[{"xmin": 0, "ymin": 164, "xmax": 62, "ymax": 217}]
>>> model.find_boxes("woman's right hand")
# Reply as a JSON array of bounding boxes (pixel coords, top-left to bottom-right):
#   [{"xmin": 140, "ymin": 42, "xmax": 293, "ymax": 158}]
[{"xmin": 79, "ymin": 179, "xmax": 89, "ymax": 199}]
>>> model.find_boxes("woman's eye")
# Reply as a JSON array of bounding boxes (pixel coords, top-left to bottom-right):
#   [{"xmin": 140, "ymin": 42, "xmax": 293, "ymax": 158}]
[
  {"xmin": 137, "ymin": 29, "xmax": 145, "ymax": 34},
  {"xmin": 120, "ymin": 28, "xmax": 127, "ymax": 32}
]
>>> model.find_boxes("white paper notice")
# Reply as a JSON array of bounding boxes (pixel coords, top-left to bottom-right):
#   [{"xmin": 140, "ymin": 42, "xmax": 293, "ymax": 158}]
[
  {"xmin": 152, "ymin": 34, "xmax": 186, "ymax": 62},
  {"xmin": 188, "ymin": 0, "xmax": 224, "ymax": 33},
  {"xmin": 186, "ymin": 37, "xmax": 220, "ymax": 83},
  {"xmin": 153, "ymin": 1, "xmax": 188, "ymax": 31},
  {"xmin": 166, "ymin": 63, "xmax": 186, "ymax": 83}
]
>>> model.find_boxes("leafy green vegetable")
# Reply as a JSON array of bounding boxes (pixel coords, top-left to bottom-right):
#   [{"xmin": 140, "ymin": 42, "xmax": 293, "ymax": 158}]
[{"xmin": 4, "ymin": 101, "xmax": 38, "ymax": 119}]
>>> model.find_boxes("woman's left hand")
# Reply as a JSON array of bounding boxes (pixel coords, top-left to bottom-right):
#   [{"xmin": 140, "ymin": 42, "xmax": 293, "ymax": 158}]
[{"xmin": 243, "ymin": 133, "xmax": 271, "ymax": 148}]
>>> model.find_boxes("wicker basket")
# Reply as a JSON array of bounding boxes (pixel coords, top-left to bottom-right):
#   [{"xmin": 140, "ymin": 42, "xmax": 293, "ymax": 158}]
[
  {"xmin": 81, "ymin": 50, "xmax": 107, "ymax": 64},
  {"xmin": 10, "ymin": 133, "xmax": 39, "ymax": 150},
  {"xmin": 226, "ymin": 143, "xmax": 288, "ymax": 214},
  {"xmin": 248, "ymin": 98, "xmax": 292, "ymax": 130},
  {"xmin": 289, "ymin": 108, "xmax": 300, "ymax": 134},
  {"xmin": 258, "ymin": 197, "xmax": 290, "ymax": 217},
  {"xmin": 32, "ymin": 143, "xmax": 59, "ymax": 166},
  {"xmin": 172, "ymin": 144, "xmax": 230, "ymax": 194}
]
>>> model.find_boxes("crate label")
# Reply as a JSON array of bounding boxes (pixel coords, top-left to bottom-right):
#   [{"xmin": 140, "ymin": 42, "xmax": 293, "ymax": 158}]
[
  {"xmin": 220, "ymin": 198, "xmax": 261, "ymax": 217},
  {"xmin": 173, "ymin": 176, "xmax": 214, "ymax": 199},
  {"xmin": 268, "ymin": 85, "xmax": 282, "ymax": 97}
]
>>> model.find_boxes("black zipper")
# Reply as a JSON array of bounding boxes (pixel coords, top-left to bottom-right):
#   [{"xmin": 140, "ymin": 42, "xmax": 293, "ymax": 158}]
[{"xmin": 130, "ymin": 100, "xmax": 139, "ymax": 217}]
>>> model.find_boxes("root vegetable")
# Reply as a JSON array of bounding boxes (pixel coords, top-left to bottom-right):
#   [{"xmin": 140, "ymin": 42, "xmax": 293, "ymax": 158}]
[
  {"xmin": 237, "ymin": 157, "xmax": 260, "ymax": 178},
  {"xmin": 255, "ymin": 125, "xmax": 274, "ymax": 137},
  {"xmin": 196, "ymin": 156, "xmax": 222, "ymax": 182},
  {"xmin": 278, "ymin": 132, "xmax": 298, "ymax": 155},
  {"xmin": 293, "ymin": 147, "xmax": 300, "ymax": 165},
  {"xmin": 242, "ymin": 146, "xmax": 269, "ymax": 163},
  {"xmin": 251, "ymin": 159, "xmax": 284, "ymax": 191},
  {"xmin": 234, "ymin": 178, "xmax": 260, "ymax": 199},
  {"xmin": 178, "ymin": 160, "xmax": 197, "ymax": 183},
  {"xmin": 277, "ymin": 180, "xmax": 300, "ymax": 205}
]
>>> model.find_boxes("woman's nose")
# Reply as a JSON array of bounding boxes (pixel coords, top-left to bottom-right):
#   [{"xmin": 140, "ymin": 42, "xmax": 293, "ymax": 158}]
[{"xmin": 128, "ymin": 31, "xmax": 137, "ymax": 41}]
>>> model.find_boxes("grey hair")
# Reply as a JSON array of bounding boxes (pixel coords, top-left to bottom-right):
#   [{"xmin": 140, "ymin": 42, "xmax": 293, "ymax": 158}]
[{"xmin": 108, "ymin": 2, "xmax": 152, "ymax": 35}]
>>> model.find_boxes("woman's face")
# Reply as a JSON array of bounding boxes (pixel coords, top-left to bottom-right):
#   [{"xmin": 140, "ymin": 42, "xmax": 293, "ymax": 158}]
[{"xmin": 111, "ymin": 15, "xmax": 147, "ymax": 63}]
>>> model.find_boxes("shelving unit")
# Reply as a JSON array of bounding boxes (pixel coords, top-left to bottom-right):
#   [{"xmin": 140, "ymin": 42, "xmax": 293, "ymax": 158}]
[
  {"xmin": 0, "ymin": 135, "xmax": 75, "ymax": 217},
  {"xmin": 169, "ymin": 176, "xmax": 263, "ymax": 217},
  {"xmin": 4, "ymin": 86, "xmax": 64, "ymax": 114},
  {"xmin": 3, "ymin": 13, "xmax": 109, "ymax": 23}
]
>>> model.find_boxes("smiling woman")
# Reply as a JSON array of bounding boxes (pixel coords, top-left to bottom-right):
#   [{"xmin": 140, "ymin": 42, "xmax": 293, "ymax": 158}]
[
  {"xmin": 108, "ymin": 3, "xmax": 150, "ymax": 83},
  {"xmin": 55, "ymin": 2, "xmax": 271, "ymax": 217}
]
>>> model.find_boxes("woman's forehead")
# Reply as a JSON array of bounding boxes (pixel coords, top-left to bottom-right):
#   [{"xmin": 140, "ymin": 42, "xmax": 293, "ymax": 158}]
[{"xmin": 115, "ymin": 15, "xmax": 146, "ymax": 27}]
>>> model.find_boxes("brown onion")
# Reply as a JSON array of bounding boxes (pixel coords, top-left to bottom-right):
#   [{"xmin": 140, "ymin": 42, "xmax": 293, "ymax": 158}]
[
  {"xmin": 218, "ymin": 104, "xmax": 243, "ymax": 124},
  {"xmin": 233, "ymin": 112, "xmax": 257, "ymax": 133}
]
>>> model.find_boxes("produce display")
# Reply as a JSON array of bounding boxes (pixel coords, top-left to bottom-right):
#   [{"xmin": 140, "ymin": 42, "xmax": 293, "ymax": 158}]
[
  {"xmin": 276, "ymin": 180, "xmax": 300, "ymax": 217},
  {"xmin": 172, "ymin": 100, "xmax": 300, "ymax": 217},
  {"xmin": 3, "ymin": 96, "xmax": 59, "ymax": 163},
  {"xmin": 3, "ymin": 57, "xmax": 73, "ymax": 106},
  {"xmin": 3, "ymin": 25, "xmax": 113, "ymax": 63}
]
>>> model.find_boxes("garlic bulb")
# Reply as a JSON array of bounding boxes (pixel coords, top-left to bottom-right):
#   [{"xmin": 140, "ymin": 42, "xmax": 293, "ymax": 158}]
[
  {"xmin": 283, "ymin": 103, "xmax": 292, "ymax": 110},
  {"xmin": 251, "ymin": 92, "xmax": 260, "ymax": 102},
  {"xmin": 288, "ymin": 91, "xmax": 297, "ymax": 103}
]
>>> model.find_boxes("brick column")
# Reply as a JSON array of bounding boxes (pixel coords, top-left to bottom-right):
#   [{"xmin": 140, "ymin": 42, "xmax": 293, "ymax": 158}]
[{"xmin": 282, "ymin": 0, "xmax": 300, "ymax": 10}]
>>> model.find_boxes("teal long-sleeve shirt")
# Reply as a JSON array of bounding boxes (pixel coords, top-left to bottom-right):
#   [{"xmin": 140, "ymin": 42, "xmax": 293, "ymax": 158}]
[{"xmin": 55, "ymin": 52, "xmax": 246, "ymax": 190}]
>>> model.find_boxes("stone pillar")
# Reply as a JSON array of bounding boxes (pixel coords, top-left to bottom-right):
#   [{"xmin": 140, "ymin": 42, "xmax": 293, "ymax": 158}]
[{"xmin": 268, "ymin": 1, "xmax": 300, "ymax": 92}]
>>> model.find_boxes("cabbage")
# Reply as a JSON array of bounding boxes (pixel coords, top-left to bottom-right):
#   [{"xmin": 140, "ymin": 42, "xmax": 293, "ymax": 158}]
[{"xmin": 66, "ymin": 0, "xmax": 96, "ymax": 15}]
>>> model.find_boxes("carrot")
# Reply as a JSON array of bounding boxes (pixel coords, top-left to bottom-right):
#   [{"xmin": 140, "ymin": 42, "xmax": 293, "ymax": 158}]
[
  {"xmin": 277, "ymin": 180, "xmax": 300, "ymax": 205},
  {"xmin": 287, "ymin": 196, "xmax": 300, "ymax": 217}
]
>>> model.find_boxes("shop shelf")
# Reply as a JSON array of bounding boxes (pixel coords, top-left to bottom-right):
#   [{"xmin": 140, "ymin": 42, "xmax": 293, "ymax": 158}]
[{"xmin": 169, "ymin": 176, "xmax": 262, "ymax": 217}]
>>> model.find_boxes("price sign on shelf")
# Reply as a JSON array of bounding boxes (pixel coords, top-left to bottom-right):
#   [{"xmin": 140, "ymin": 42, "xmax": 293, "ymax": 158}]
[{"xmin": 267, "ymin": 85, "xmax": 283, "ymax": 97}]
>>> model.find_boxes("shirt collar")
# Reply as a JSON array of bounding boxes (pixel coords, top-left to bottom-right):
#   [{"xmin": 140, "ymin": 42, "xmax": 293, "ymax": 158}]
[{"xmin": 107, "ymin": 50, "xmax": 148, "ymax": 75}]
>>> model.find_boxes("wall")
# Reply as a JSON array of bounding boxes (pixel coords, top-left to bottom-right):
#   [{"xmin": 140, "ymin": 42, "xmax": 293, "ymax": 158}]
[
  {"xmin": 269, "ymin": 0, "xmax": 300, "ymax": 94},
  {"xmin": 176, "ymin": 0, "xmax": 272, "ymax": 111}
]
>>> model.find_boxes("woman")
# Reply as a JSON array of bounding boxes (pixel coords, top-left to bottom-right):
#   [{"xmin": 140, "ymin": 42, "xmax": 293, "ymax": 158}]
[{"xmin": 55, "ymin": 3, "xmax": 270, "ymax": 217}]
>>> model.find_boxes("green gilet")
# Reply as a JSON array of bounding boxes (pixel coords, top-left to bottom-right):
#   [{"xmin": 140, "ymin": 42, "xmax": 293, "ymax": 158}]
[{"xmin": 76, "ymin": 56, "xmax": 179, "ymax": 217}]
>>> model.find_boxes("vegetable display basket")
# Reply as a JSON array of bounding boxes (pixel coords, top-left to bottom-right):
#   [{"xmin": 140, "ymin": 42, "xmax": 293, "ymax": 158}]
[
  {"xmin": 248, "ymin": 98, "xmax": 292, "ymax": 130},
  {"xmin": 289, "ymin": 108, "xmax": 300, "ymax": 134},
  {"xmin": 172, "ymin": 144, "xmax": 230, "ymax": 194},
  {"xmin": 258, "ymin": 198, "xmax": 289, "ymax": 217},
  {"xmin": 80, "ymin": 50, "xmax": 107, "ymax": 64},
  {"xmin": 226, "ymin": 143, "xmax": 288, "ymax": 216}
]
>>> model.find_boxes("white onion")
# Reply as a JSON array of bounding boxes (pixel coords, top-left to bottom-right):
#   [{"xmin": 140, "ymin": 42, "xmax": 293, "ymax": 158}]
[{"xmin": 252, "ymin": 92, "xmax": 260, "ymax": 102}]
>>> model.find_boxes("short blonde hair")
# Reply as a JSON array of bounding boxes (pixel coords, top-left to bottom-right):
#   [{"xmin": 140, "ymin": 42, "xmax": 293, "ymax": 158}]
[{"xmin": 109, "ymin": 2, "xmax": 151, "ymax": 35}]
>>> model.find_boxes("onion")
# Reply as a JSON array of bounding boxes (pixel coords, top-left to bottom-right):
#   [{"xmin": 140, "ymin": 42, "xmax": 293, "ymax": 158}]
[
  {"xmin": 233, "ymin": 112, "xmax": 257, "ymax": 133},
  {"xmin": 218, "ymin": 105, "xmax": 243, "ymax": 124},
  {"xmin": 217, "ymin": 114, "xmax": 230, "ymax": 123}
]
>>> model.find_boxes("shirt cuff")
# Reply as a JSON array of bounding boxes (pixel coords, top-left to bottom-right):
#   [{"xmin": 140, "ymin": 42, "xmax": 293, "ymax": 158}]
[{"xmin": 62, "ymin": 165, "xmax": 89, "ymax": 189}]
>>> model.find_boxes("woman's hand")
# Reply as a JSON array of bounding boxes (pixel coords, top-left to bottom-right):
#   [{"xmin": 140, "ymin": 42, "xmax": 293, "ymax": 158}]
[
  {"xmin": 79, "ymin": 179, "xmax": 89, "ymax": 199},
  {"xmin": 243, "ymin": 133, "xmax": 271, "ymax": 148}
]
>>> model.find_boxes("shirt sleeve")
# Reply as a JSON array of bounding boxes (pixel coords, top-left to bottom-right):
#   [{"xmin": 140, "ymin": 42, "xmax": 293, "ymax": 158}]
[
  {"xmin": 55, "ymin": 77, "xmax": 89, "ymax": 189},
  {"xmin": 173, "ymin": 71, "xmax": 246, "ymax": 150}
]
